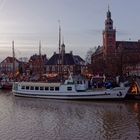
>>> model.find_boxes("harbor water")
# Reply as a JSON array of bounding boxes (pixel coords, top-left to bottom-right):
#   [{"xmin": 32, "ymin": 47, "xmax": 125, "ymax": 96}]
[{"xmin": 0, "ymin": 90, "xmax": 140, "ymax": 140}]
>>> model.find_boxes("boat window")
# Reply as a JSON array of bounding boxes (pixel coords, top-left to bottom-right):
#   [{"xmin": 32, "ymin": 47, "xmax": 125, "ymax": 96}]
[
  {"xmin": 67, "ymin": 81, "xmax": 74, "ymax": 84},
  {"xmin": 80, "ymin": 81, "xmax": 82, "ymax": 84},
  {"xmin": 50, "ymin": 87, "xmax": 54, "ymax": 91},
  {"xmin": 77, "ymin": 81, "xmax": 79, "ymax": 84},
  {"xmin": 55, "ymin": 87, "xmax": 59, "ymax": 91},
  {"xmin": 45, "ymin": 87, "xmax": 49, "ymax": 90},
  {"xmin": 67, "ymin": 87, "xmax": 72, "ymax": 91},
  {"xmin": 30, "ymin": 86, "xmax": 34, "ymax": 90},
  {"xmin": 26, "ymin": 86, "xmax": 29, "ymax": 90},
  {"xmin": 40, "ymin": 87, "xmax": 44, "ymax": 90},
  {"xmin": 21, "ymin": 86, "xmax": 25, "ymax": 89},
  {"xmin": 35, "ymin": 87, "xmax": 39, "ymax": 90}
]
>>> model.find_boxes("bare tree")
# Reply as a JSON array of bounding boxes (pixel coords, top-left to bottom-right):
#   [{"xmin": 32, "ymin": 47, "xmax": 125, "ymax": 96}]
[{"xmin": 85, "ymin": 47, "xmax": 96, "ymax": 64}]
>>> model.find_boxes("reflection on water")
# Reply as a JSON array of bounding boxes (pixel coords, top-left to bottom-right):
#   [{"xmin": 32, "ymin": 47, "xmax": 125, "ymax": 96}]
[{"xmin": 0, "ymin": 90, "xmax": 140, "ymax": 140}]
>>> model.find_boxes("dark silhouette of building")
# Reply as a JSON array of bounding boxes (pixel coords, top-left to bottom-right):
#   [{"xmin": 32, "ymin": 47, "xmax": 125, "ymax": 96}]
[
  {"xmin": 29, "ymin": 54, "xmax": 48, "ymax": 75},
  {"xmin": 46, "ymin": 43, "xmax": 85, "ymax": 78},
  {"xmin": 28, "ymin": 42, "xmax": 48, "ymax": 76},
  {"xmin": 91, "ymin": 8, "xmax": 140, "ymax": 77}
]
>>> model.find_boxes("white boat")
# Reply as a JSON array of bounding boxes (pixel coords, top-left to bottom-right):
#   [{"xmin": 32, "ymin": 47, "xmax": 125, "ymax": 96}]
[{"xmin": 12, "ymin": 74, "xmax": 129, "ymax": 100}]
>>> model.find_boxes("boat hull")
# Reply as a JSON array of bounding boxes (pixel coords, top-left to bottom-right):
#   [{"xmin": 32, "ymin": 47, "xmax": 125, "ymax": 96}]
[{"xmin": 12, "ymin": 89, "xmax": 128, "ymax": 100}]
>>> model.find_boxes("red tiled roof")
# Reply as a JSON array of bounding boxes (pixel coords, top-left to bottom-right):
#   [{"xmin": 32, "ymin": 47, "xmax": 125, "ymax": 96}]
[{"xmin": 116, "ymin": 41, "xmax": 140, "ymax": 50}]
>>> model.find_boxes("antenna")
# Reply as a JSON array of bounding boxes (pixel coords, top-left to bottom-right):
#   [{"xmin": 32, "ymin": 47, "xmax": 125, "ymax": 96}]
[{"xmin": 108, "ymin": 4, "xmax": 110, "ymax": 11}]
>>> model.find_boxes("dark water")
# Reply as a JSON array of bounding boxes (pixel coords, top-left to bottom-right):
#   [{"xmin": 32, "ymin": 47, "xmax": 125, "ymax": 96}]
[{"xmin": 0, "ymin": 90, "xmax": 140, "ymax": 140}]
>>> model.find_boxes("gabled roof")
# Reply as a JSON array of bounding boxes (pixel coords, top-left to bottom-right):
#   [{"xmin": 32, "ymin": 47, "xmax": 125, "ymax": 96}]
[
  {"xmin": 116, "ymin": 41, "xmax": 140, "ymax": 50},
  {"xmin": 92, "ymin": 46, "xmax": 103, "ymax": 56},
  {"xmin": 0, "ymin": 56, "xmax": 20, "ymax": 64},
  {"xmin": 73, "ymin": 55, "xmax": 85, "ymax": 65},
  {"xmin": 46, "ymin": 53, "xmax": 85, "ymax": 66}
]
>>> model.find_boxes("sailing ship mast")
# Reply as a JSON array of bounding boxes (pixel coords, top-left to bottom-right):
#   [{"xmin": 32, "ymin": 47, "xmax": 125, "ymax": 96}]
[
  {"xmin": 39, "ymin": 40, "xmax": 43, "ymax": 76},
  {"xmin": 58, "ymin": 21, "xmax": 61, "ymax": 80},
  {"xmin": 39, "ymin": 40, "xmax": 41, "ymax": 56},
  {"xmin": 58, "ymin": 21, "xmax": 61, "ymax": 58},
  {"xmin": 12, "ymin": 41, "xmax": 15, "ymax": 81}
]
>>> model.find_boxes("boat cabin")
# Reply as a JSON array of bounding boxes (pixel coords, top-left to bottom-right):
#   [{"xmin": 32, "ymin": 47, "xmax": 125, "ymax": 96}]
[{"xmin": 13, "ymin": 74, "xmax": 89, "ymax": 93}]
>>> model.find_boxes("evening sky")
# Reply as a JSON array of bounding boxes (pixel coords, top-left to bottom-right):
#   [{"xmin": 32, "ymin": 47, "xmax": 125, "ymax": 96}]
[{"xmin": 0, "ymin": 0, "xmax": 139, "ymax": 61}]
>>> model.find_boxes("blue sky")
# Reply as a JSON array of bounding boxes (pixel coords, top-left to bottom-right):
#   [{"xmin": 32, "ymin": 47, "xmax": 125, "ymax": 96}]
[{"xmin": 0, "ymin": 0, "xmax": 140, "ymax": 61}]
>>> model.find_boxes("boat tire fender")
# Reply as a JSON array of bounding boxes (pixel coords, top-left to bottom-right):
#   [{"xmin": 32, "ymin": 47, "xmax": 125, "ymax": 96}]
[{"xmin": 117, "ymin": 91, "xmax": 122, "ymax": 96}]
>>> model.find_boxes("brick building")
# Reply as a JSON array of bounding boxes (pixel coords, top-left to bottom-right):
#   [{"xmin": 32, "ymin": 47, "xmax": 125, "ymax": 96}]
[
  {"xmin": 29, "ymin": 54, "xmax": 48, "ymax": 75},
  {"xmin": 91, "ymin": 8, "xmax": 140, "ymax": 77},
  {"xmin": 0, "ymin": 56, "xmax": 20, "ymax": 75}
]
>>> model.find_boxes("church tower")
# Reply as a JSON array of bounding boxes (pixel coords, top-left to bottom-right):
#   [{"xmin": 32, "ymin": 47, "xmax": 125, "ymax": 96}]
[{"xmin": 103, "ymin": 7, "xmax": 116, "ymax": 58}]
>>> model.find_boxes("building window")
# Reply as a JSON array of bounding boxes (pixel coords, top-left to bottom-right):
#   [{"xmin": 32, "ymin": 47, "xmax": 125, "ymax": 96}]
[
  {"xmin": 55, "ymin": 66, "xmax": 58, "ymax": 72},
  {"xmin": 49, "ymin": 66, "xmax": 52, "ymax": 72},
  {"xmin": 52, "ymin": 66, "xmax": 55, "ymax": 72}
]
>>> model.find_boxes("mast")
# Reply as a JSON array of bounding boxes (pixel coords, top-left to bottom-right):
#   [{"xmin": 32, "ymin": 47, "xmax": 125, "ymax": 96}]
[
  {"xmin": 58, "ymin": 21, "xmax": 61, "ymax": 56},
  {"xmin": 58, "ymin": 20, "xmax": 61, "ymax": 79},
  {"xmin": 12, "ymin": 41, "xmax": 15, "ymax": 81},
  {"xmin": 39, "ymin": 40, "xmax": 43, "ymax": 76},
  {"xmin": 39, "ymin": 40, "xmax": 41, "ymax": 56}
]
